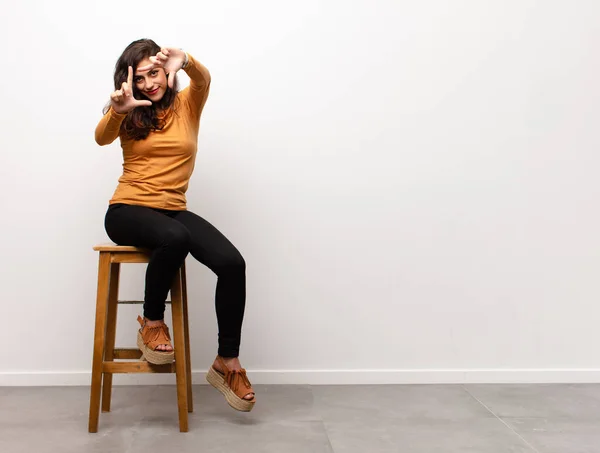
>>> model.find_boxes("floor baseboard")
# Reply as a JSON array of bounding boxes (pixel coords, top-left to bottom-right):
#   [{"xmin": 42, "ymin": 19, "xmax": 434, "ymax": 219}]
[{"xmin": 2, "ymin": 369, "xmax": 600, "ymax": 386}]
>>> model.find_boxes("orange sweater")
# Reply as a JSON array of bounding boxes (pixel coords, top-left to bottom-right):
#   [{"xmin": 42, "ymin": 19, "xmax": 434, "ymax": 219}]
[{"xmin": 95, "ymin": 54, "xmax": 211, "ymax": 210}]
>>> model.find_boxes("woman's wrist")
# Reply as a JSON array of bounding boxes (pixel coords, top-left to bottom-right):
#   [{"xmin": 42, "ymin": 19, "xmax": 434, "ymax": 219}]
[{"xmin": 181, "ymin": 51, "xmax": 189, "ymax": 70}]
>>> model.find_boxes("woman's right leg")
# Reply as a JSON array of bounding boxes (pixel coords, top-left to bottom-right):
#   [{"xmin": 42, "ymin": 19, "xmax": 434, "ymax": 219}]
[{"xmin": 104, "ymin": 203, "xmax": 191, "ymax": 322}]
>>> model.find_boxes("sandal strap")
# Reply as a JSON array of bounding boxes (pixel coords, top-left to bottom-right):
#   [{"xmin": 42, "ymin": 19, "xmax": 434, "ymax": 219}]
[
  {"xmin": 216, "ymin": 356, "xmax": 254, "ymax": 399},
  {"xmin": 227, "ymin": 369, "xmax": 252, "ymax": 392}
]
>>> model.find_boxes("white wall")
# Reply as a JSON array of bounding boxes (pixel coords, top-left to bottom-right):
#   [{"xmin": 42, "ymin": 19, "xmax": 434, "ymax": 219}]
[{"xmin": 2, "ymin": 0, "xmax": 600, "ymax": 385}]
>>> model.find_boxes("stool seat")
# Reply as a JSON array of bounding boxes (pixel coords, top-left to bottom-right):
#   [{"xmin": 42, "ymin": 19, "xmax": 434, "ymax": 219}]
[
  {"xmin": 93, "ymin": 243, "xmax": 148, "ymax": 252},
  {"xmin": 88, "ymin": 242, "xmax": 192, "ymax": 433}
]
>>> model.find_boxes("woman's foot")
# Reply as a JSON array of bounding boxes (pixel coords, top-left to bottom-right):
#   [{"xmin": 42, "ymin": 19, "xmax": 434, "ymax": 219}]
[
  {"xmin": 144, "ymin": 319, "xmax": 173, "ymax": 352},
  {"xmin": 136, "ymin": 316, "xmax": 175, "ymax": 365},
  {"xmin": 212, "ymin": 356, "xmax": 254, "ymax": 401},
  {"xmin": 206, "ymin": 355, "xmax": 256, "ymax": 411}
]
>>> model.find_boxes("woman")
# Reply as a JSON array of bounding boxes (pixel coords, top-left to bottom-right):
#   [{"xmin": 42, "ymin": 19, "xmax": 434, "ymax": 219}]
[{"xmin": 95, "ymin": 38, "xmax": 255, "ymax": 412}]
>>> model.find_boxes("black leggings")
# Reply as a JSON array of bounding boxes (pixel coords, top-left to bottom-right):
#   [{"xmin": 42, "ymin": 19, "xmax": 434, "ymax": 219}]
[{"xmin": 104, "ymin": 203, "xmax": 246, "ymax": 358}]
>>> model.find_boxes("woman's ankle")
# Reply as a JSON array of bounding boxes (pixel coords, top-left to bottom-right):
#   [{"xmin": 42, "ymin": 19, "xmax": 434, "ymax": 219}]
[{"xmin": 216, "ymin": 356, "xmax": 242, "ymax": 371}]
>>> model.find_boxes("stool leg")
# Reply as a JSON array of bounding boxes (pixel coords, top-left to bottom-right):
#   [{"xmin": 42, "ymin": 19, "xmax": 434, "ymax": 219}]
[
  {"xmin": 181, "ymin": 261, "xmax": 193, "ymax": 412},
  {"xmin": 171, "ymin": 269, "xmax": 189, "ymax": 432},
  {"xmin": 89, "ymin": 252, "xmax": 111, "ymax": 433},
  {"xmin": 102, "ymin": 263, "xmax": 120, "ymax": 412}
]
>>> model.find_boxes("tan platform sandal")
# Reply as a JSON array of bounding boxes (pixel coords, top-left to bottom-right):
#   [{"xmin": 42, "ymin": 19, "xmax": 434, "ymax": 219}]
[
  {"xmin": 136, "ymin": 315, "xmax": 175, "ymax": 365},
  {"xmin": 206, "ymin": 356, "xmax": 256, "ymax": 412}
]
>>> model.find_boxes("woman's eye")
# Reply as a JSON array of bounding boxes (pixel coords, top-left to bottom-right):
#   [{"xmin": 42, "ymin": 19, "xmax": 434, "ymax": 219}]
[{"xmin": 150, "ymin": 70, "xmax": 158, "ymax": 76}]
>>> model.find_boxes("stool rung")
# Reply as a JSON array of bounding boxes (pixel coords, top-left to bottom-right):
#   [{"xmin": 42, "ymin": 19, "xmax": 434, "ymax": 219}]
[
  {"xmin": 113, "ymin": 348, "xmax": 143, "ymax": 359},
  {"xmin": 117, "ymin": 300, "xmax": 172, "ymax": 304},
  {"xmin": 103, "ymin": 361, "xmax": 176, "ymax": 373}
]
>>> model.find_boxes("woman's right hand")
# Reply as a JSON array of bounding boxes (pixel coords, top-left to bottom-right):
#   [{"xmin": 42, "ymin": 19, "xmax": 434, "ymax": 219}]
[{"xmin": 110, "ymin": 66, "xmax": 152, "ymax": 114}]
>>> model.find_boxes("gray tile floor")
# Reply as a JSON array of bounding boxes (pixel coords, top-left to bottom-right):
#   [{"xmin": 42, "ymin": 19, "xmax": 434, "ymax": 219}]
[{"xmin": 2, "ymin": 383, "xmax": 600, "ymax": 452}]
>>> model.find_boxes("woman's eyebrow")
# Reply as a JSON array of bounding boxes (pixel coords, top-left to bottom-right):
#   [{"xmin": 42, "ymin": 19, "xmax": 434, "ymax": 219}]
[{"xmin": 134, "ymin": 68, "xmax": 152, "ymax": 77}]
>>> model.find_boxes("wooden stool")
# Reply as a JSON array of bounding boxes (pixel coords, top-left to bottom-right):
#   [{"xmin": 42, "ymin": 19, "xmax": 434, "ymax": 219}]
[{"xmin": 88, "ymin": 244, "xmax": 193, "ymax": 433}]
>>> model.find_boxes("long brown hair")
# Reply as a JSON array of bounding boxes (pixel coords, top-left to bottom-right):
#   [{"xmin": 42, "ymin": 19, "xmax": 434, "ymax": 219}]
[{"xmin": 104, "ymin": 38, "xmax": 179, "ymax": 140}]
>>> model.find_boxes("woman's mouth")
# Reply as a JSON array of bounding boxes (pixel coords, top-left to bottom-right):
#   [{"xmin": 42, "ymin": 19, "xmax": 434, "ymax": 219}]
[{"xmin": 146, "ymin": 87, "xmax": 160, "ymax": 96}]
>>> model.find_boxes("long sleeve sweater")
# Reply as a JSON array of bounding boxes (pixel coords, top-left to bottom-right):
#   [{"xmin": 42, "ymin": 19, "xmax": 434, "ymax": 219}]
[{"xmin": 95, "ymin": 54, "xmax": 211, "ymax": 210}]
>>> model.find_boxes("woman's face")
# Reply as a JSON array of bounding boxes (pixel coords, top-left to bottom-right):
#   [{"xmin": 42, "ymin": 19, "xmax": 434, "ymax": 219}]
[{"xmin": 133, "ymin": 57, "xmax": 168, "ymax": 102}]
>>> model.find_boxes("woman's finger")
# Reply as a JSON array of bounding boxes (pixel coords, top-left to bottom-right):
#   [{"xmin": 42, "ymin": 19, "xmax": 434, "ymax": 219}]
[
  {"xmin": 112, "ymin": 90, "xmax": 123, "ymax": 103},
  {"xmin": 127, "ymin": 66, "xmax": 133, "ymax": 86},
  {"xmin": 150, "ymin": 56, "xmax": 164, "ymax": 66},
  {"xmin": 135, "ymin": 99, "xmax": 153, "ymax": 107},
  {"xmin": 121, "ymin": 82, "xmax": 130, "ymax": 96},
  {"xmin": 156, "ymin": 52, "xmax": 168, "ymax": 61},
  {"xmin": 137, "ymin": 62, "xmax": 154, "ymax": 72}
]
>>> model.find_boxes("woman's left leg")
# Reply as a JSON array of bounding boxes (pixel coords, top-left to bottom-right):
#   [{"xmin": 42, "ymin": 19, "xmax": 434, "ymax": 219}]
[
  {"xmin": 173, "ymin": 210, "xmax": 255, "ymax": 407},
  {"xmin": 172, "ymin": 210, "xmax": 247, "ymax": 359}
]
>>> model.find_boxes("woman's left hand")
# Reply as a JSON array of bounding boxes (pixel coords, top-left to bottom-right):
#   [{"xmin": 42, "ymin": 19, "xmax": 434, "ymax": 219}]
[{"xmin": 138, "ymin": 47, "xmax": 186, "ymax": 89}]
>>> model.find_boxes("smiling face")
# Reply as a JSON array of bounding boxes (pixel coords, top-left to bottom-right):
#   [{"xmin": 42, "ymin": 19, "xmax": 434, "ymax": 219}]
[{"xmin": 134, "ymin": 57, "xmax": 168, "ymax": 102}]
